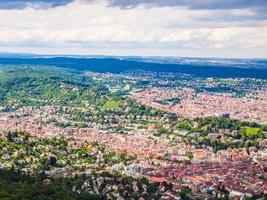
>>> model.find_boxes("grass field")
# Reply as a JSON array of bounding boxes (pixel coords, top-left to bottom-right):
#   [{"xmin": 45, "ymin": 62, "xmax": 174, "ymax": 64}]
[
  {"xmin": 244, "ymin": 127, "xmax": 260, "ymax": 135},
  {"xmin": 102, "ymin": 100, "xmax": 121, "ymax": 109},
  {"xmin": 241, "ymin": 126, "xmax": 261, "ymax": 138}
]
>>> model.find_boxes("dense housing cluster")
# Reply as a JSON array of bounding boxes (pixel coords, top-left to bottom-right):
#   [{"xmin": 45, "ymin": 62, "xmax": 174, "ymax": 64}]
[{"xmin": 0, "ymin": 65, "xmax": 266, "ymax": 199}]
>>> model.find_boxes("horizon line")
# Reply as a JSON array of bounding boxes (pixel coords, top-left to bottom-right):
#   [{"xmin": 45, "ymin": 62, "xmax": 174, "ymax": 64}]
[{"xmin": 0, "ymin": 51, "xmax": 267, "ymax": 60}]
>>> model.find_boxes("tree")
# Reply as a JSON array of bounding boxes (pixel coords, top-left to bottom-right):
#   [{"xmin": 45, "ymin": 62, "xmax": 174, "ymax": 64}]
[
  {"xmin": 49, "ymin": 155, "xmax": 57, "ymax": 166},
  {"xmin": 37, "ymin": 170, "xmax": 47, "ymax": 182},
  {"xmin": 180, "ymin": 186, "xmax": 191, "ymax": 199}
]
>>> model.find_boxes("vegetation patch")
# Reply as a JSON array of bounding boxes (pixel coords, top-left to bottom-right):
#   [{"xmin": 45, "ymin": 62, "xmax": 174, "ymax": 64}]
[
  {"xmin": 102, "ymin": 100, "xmax": 121, "ymax": 109},
  {"xmin": 241, "ymin": 126, "xmax": 262, "ymax": 139}
]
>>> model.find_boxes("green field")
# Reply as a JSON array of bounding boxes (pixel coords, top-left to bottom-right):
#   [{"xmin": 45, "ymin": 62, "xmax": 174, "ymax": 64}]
[
  {"xmin": 241, "ymin": 126, "xmax": 262, "ymax": 139},
  {"xmin": 244, "ymin": 127, "xmax": 260, "ymax": 135},
  {"xmin": 102, "ymin": 100, "xmax": 121, "ymax": 109}
]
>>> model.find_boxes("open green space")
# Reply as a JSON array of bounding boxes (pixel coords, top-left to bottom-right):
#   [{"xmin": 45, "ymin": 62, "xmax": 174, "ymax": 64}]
[{"xmin": 102, "ymin": 100, "xmax": 121, "ymax": 109}]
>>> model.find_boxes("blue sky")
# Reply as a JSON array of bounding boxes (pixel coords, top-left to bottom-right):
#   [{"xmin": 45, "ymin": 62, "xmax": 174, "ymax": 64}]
[{"xmin": 0, "ymin": 0, "xmax": 266, "ymax": 58}]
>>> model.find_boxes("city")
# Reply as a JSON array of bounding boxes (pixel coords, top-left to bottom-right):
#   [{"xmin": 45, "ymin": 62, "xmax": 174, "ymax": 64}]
[
  {"xmin": 0, "ymin": 0, "xmax": 267, "ymax": 200},
  {"xmin": 0, "ymin": 65, "xmax": 266, "ymax": 199}
]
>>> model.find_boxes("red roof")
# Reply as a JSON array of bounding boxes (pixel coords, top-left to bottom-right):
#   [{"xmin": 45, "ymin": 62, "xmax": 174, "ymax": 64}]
[{"xmin": 146, "ymin": 176, "xmax": 170, "ymax": 183}]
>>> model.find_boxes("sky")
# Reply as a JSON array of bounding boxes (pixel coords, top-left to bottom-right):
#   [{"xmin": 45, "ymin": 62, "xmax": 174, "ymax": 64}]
[{"xmin": 0, "ymin": 0, "xmax": 267, "ymax": 58}]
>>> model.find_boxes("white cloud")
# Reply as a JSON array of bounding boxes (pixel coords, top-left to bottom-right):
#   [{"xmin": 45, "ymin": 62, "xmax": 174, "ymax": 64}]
[{"xmin": 0, "ymin": 0, "xmax": 266, "ymax": 57}]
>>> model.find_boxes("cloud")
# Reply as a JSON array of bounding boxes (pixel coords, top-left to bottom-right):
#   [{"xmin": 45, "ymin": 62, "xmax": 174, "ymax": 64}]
[
  {"xmin": 1, "ymin": 0, "xmax": 267, "ymax": 11},
  {"xmin": 0, "ymin": 0, "xmax": 266, "ymax": 58},
  {"xmin": 106, "ymin": 0, "xmax": 267, "ymax": 21},
  {"xmin": 107, "ymin": 0, "xmax": 267, "ymax": 10},
  {"xmin": 0, "ymin": 0, "xmax": 73, "ymax": 10}
]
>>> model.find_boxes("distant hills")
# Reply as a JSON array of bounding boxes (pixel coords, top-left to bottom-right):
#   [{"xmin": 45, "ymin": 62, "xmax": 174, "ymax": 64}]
[{"xmin": 0, "ymin": 53, "xmax": 267, "ymax": 79}]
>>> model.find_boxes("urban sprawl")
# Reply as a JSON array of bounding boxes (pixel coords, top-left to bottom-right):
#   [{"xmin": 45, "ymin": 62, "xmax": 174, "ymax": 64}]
[{"xmin": 0, "ymin": 66, "xmax": 266, "ymax": 200}]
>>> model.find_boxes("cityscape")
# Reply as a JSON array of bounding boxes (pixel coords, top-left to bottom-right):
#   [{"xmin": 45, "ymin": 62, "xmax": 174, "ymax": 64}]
[
  {"xmin": 0, "ymin": 64, "xmax": 266, "ymax": 200},
  {"xmin": 0, "ymin": 0, "xmax": 267, "ymax": 200}
]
